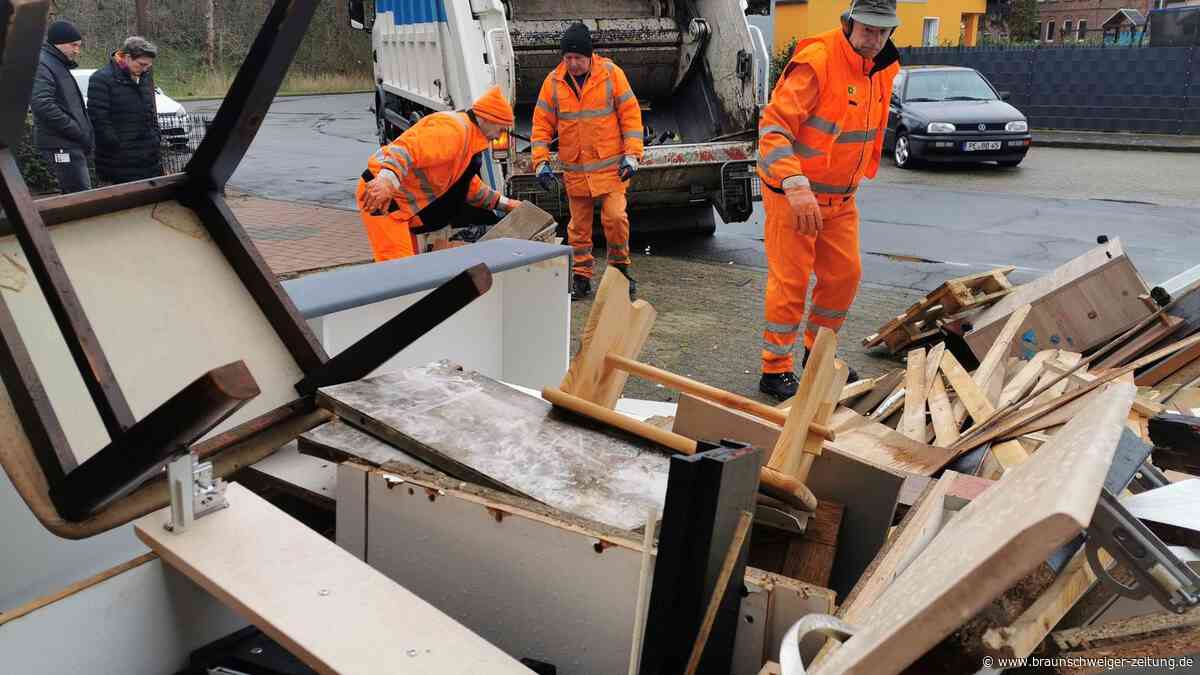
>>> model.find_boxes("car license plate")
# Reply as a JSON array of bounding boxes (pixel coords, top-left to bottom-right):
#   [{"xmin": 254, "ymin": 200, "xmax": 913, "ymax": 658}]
[{"xmin": 964, "ymin": 141, "xmax": 1002, "ymax": 151}]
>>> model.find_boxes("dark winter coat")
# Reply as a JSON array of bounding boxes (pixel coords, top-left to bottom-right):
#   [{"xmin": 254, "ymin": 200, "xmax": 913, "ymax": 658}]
[
  {"xmin": 88, "ymin": 55, "xmax": 161, "ymax": 183},
  {"xmin": 31, "ymin": 44, "xmax": 94, "ymax": 153}
]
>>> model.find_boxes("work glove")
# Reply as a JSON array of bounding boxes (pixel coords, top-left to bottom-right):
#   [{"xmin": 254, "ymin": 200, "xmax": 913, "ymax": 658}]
[
  {"xmin": 362, "ymin": 170, "xmax": 399, "ymax": 214},
  {"xmin": 618, "ymin": 156, "xmax": 638, "ymax": 182},
  {"xmin": 783, "ymin": 175, "xmax": 822, "ymax": 235},
  {"xmin": 499, "ymin": 197, "xmax": 521, "ymax": 212},
  {"xmin": 536, "ymin": 163, "xmax": 559, "ymax": 191}
]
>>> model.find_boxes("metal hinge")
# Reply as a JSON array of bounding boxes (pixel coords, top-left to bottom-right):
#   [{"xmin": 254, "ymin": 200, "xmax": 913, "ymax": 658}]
[{"xmin": 164, "ymin": 452, "xmax": 229, "ymax": 534}]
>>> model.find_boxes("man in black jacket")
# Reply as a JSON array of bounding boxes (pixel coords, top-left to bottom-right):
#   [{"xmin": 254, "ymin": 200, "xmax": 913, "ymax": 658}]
[
  {"xmin": 31, "ymin": 20, "xmax": 94, "ymax": 194},
  {"xmin": 88, "ymin": 36, "xmax": 162, "ymax": 185}
]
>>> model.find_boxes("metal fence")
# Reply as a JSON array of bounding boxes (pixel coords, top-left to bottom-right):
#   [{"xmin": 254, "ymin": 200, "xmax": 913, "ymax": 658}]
[
  {"xmin": 158, "ymin": 112, "xmax": 213, "ymax": 176},
  {"xmin": 898, "ymin": 46, "xmax": 1200, "ymax": 134}
]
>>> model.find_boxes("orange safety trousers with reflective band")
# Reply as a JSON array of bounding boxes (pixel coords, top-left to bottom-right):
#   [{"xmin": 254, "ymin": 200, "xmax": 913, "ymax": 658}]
[
  {"xmin": 567, "ymin": 193, "xmax": 631, "ymax": 278},
  {"xmin": 358, "ymin": 111, "xmax": 501, "ymax": 261},
  {"xmin": 761, "ymin": 192, "xmax": 860, "ymax": 374},
  {"xmin": 757, "ymin": 28, "xmax": 898, "ymax": 373}
]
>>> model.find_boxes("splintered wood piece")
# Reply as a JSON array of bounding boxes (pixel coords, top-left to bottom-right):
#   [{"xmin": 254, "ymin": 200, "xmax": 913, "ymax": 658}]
[
  {"xmin": 560, "ymin": 267, "xmax": 656, "ymax": 409},
  {"xmin": 927, "ymin": 375, "xmax": 959, "ymax": 447},
  {"xmin": 981, "ymin": 547, "xmax": 1113, "ymax": 660},
  {"xmin": 853, "ymin": 370, "xmax": 904, "ymax": 416},
  {"xmin": 998, "ymin": 351, "xmax": 1055, "ymax": 408},
  {"xmin": 987, "ymin": 358, "xmax": 1007, "ymax": 407},
  {"xmin": 839, "ymin": 375, "xmax": 884, "ymax": 405},
  {"xmin": 979, "ymin": 440, "xmax": 1030, "ymax": 481},
  {"xmin": 135, "ymin": 484, "xmax": 530, "ymax": 675},
  {"xmin": 974, "ymin": 304, "xmax": 1033, "ymax": 396},
  {"xmin": 1135, "ymin": 338, "xmax": 1200, "ymax": 387},
  {"xmin": 811, "ymin": 383, "xmax": 1136, "ymax": 675},
  {"xmin": 900, "ymin": 348, "xmax": 929, "ymax": 441},
  {"xmin": 824, "ymin": 412, "xmax": 958, "ymax": 477},
  {"xmin": 478, "ymin": 201, "xmax": 557, "ymax": 242},
  {"xmin": 923, "ymin": 344, "xmax": 946, "ymax": 395},
  {"xmin": 684, "ymin": 510, "xmax": 754, "ymax": 675},
  {"xmin": 1093, "ymin": 315, "xmax": 1184, "ymax": 371},
  {"xmin": 941, "ymin": 350, "xmax": 996, "ymax": 426},
  {"xmin": 1027, "ymin": 352, "xmax": 1083, "ymax": 407},
  {"xmin": 771, "ymin": 328, "xmax": 838, "ymax": 477}
]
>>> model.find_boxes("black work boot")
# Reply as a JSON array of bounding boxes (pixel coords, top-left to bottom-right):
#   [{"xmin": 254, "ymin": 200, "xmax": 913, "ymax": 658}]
[
  {"xmin": 571, "ymin": 274, "xmax": 592, "ymax": 301},
  {"xmin": 801, "ymin": 348, "xmax": 860, "ymax": 383},
  {"xmin": 759, "ymin": 372, "xmax": 800, "ymax": 401},
  {"xmin": 612, "ymin": 264, "xmax": 637, "ymax": 300}
]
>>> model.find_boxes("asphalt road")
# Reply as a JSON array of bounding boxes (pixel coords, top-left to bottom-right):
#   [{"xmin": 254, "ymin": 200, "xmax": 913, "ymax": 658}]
[{"xmin": 190, "ymin": 93, "xmax": 1200, "ymax": 291}]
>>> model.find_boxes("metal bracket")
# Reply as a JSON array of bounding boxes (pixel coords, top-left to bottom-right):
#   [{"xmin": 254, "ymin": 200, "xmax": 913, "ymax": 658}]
[
  {"xmin": 1085, "ymin": 488, "xmax": 1200, "ymax": 614},
  {"xmin": 164, "ymin": 452, "xmax": 229, "ymax": 534}
]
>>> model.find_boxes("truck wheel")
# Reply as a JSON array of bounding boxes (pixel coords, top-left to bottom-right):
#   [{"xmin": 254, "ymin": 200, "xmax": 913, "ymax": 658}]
[{"xmin": 376, "ymin": 101, "xmax": 395, "ymax": 146}]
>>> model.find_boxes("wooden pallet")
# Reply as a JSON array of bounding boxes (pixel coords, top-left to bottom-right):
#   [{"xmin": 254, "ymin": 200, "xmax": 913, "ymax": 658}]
[{"xmin": 864, "ymin": 267, "xmax": 1015, "ymax": 354}]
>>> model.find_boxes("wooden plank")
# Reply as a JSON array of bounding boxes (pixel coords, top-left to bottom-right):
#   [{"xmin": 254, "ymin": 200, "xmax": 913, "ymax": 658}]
[
  {"xmin": 1093, "ymin": 314, "xmax": 1185, "ymax": 371},
  {"xmin": 825, "ymin": 411, "xmax": 958, "ymax": 476},
  {"xmin": 940, "ymin": 350, "xmax": 996, "ymax": 425},
  {"xmin": 800, "ymin": 362, "xmax": 849, "ymax": 466},
  {"xmin": 927, "ymin": 374, "xmax": 959, "ymax": 447},
  {"xmin": 780, "ymin": 499, "xmax": 843, "ymax": 589},
  {"xmin": 974, "ymin": 304, "xmax": 1034, "ymax": 401},
  {"xmin": 998, "ymin": 351, "xmax": 1055, "ymax": 408},
  {"xmin": 987, "ymin": 358, "xmax": 1007, "ymax": 407},
  {"xmin": 771, "ymin": 327, "xmax": 837, "ymax": 476},
  {"xmin": 135, "ymin": 483, "xmax": 530, "ymax": 675},
  {"xmin": 478, "ymin": 201, "xmax": 557, "ymax": 242},
  {"xmin": 810, "ymin": 382, "xmax": 1136, "ymax": 675},
  {"xmin": 982, "ymin": 547, "xmax": 1111, "ymax": 660},
  {"xmin": 1027, "ymin": 351, "xmax": 1083, "ymax": 408},
  {"xmin": 318, "ymin": 361, "xmax": 670, "ymax": 531},
  {"xmin": 852, "ymin": 370, "xmax": 904, "ymax": 416},
  {"xmin": 899, "ymin": 348, "xmax": 928, "ymax": 441},
  {"xmin": 839, "ymin": 375, "xmax": 883, "ymax": 405},
  {"xmin": 0, "ymin": 553, "xmax": 158, "ymax": 627},
  {"xmin": 1050, "ymin": 606, "xmax": 1200, "ymax": 666},
  {"xmin": 1136, "ymin": 339, "xmax": 1200, "ymax": 387},
  {"xmin": 964, "ymin": 239, "xmax": 1152, "ymax": 360},
  {"xmin": 979, "ymin": 440, "xmax": 1030, "ymax": 481},
  {"xmin": 560, "ymin": 266, "xmax": 656, "ymax": 410}
]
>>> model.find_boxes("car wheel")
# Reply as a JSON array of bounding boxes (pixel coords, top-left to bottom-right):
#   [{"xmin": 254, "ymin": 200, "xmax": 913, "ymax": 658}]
[
  {"xmin": 894, "ymin": 132, "xmax": 918, "ymax": 169},
  {"xmin": 997, "ymin": 159, "xmax": 1022, "ymax": 168}
]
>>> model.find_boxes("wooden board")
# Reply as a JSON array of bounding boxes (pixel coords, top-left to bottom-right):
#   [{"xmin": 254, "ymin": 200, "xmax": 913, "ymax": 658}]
[
  {"xmin": 1135, "ymin": 338, "xmax": 1200, "ymax": 387},
  {"xmin": 672, "ymin": 394, "xmax": 904, "ymax": 599},
  {"xmin": 317, "ymin": 361, "xmax": 670, "ymax": 531},
  {"xmin": 135, "ymin": 483, "xmax": 530, "ymax": 675},
  {"xmin": 478, "ymin": 201, "xmax": 557, "ymax": 243},
  {"xmin": 298, "ymin": 419, "xmax": 435, "ymax": 471},
  {"xmin": 1093, "ymin": 315, "xmax": 1185, "ymax": 371},
  {"xmin": 772, "ymin": 328, "xmax": 838, "ymax": 475},
  {"xmin": 927, "ymin": 375, "xmax": 959, "ymax": 447},
  {"xmin": 560, "ymin": 267, "xmax": 656, "ymax": 410},
  {"xmin": 974, "ymin": 304, "xmax": 1034, "ymax": 400},
  {"xmin": 810, "ymin": 382, "xmax": 1136, "ymax": 675},
  {"xmin": 753, "ymin": 499, "xmax": 844, "ymax": 589},
  {"xmin": 964, "ymin": 240, "xmax": 1152, "ymax": 361},
  {"xmin": 824, "ymin": 410, "xmax": 957, "ymax": 476},
  {"xmin": 852, "ymin": 370, "xmax": 904, "ymax": 416},
  {"xmin": 998, "ymin": 351, "xmax": 1054, "ymax": 408},
  {"xmin": 1027, "ymin": 351, "xmax": 1083, "ymax": 408},
  {"xmin": 899, "ymin": 348, "xmax": 928, "ymax": 441},
  {"xmin": 941, "ymin": 350, "xmax": 995, "ymax": 426}
]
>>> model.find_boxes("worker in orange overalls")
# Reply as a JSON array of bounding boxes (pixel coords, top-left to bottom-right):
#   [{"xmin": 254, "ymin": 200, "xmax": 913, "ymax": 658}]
[
  {"xmin": 531, "ymin": 22, "xmax": 644, "ymax": 301},
  {"xmin": 358, "ymin": 86, "xmax": 522, "ymax": 261},
  {"xmin": 755, "ymin": 0, "xmax": 901, "ymax": 400}
]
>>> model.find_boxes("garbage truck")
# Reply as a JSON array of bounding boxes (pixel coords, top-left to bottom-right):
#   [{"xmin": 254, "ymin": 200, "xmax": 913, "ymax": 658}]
[{"xmin": 348, "ymin": 0, "xmax": 772, "ymax": 235}]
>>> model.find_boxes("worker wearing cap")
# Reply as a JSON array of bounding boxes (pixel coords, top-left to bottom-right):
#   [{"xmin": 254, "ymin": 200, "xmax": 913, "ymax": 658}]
[
  {"xmin": 358, "ymin": 85, "xmax": 522, "ymax": 261},
  {"xmin": 755, "ymin": 0, "xmax": 901, "ymax": 400},
  {"xmin": 531, "ymin": 22, "xmax": 644, "ymax": 301}
]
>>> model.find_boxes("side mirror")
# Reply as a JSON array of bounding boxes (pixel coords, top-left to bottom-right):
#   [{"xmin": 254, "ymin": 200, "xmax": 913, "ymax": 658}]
[
  {"xmin": 891, "ymin": 93, "xmax": 901, "ymax": 106},
  {"xmin": 999, "ymin": 91, "xmax": 1011, "ymax": 101},
  {"xmin": 349, "ymin": 0, "xmax": 367, "ymax": 30}
]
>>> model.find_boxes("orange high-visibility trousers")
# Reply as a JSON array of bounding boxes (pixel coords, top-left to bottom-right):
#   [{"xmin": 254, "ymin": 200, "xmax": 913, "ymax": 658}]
[
  {"xmin": 567, "ymin": 190, "xmax": 632, "ymax": 278},
  {"xmin": 761, "ymin": 188, "xmax": 861, "ymax": 374},
  {"xmin": 356, "ymin": 179, "xmax": 417, "ymax": 261}
]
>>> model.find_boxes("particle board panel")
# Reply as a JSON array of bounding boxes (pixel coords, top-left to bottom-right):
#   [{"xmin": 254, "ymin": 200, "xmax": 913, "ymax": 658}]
[
  {"xmin": 0, "ymin": 202, "xmax": 308, "ymax": 463},
  {"xmin": 810, "ymin": 382, "xmax": 1136, "ymax": 675},
  {"xmin": 965, "ymin": 240, "xmax": 1151, "ymax": 361},
  {"xmin": 298, "ymin": 419, "xmax": 435, "ymax": 471},
  {"xmin": 349, "ymin": 463, "xmax": 837, "ymax": 674},
  {"xmin": 317, "ymin": 361, "xmax": 669, "ymax": 532},
  {"xmin": 136, "ymin": 483, "xmax": 529, "ymax": 675}
]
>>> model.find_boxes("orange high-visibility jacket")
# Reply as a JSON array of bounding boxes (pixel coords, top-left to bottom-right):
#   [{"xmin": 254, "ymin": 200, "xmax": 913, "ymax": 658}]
[
  {"xmin": 757, "ymin": 28, "xmax": 900, "ymax": 196},
  {"xmin": 360, "ymin": 111, "xmax": 504, "ymax": 259},
  {"xmin": 531, "ymin": 55, "xmax": 644, "ymax": 197}
]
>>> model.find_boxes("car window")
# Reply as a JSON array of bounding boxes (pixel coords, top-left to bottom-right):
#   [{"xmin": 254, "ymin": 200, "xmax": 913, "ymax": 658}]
[
  {"xmin": 892, "ymin": 73, "xmax": 906, "ymax": 99},
  {"xmin": 904, "ymin": 70, "xmax": 998, "ymax": 102}
]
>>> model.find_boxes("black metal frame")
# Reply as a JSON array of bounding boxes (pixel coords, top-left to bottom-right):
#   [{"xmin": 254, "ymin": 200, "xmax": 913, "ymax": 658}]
[{"xmin": 0, "ymin": 0, "xmax": 493, "ymax": 524}]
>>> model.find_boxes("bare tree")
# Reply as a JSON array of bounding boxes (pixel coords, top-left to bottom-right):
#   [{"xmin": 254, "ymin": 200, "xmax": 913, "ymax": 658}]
[
  {"xmin": 203, "ymin": 0, "xmax": 216, "ymax": 68},
  {"xmin": 135, "ymin": 0, "xmax": 151, "ymax": 36}
]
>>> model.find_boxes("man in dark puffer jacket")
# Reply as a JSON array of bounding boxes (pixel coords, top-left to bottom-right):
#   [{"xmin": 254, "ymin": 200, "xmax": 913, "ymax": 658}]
[
  {"xmin": 88, "ymin": 36, "xmax": 162, "ymax": 184},
  {"xmin": 31, "ymin": 20, "xmax": 94, "ymax": 194}
]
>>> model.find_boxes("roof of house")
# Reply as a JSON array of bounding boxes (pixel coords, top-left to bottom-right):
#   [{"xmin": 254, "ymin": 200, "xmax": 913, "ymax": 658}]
[{"xmin": 1102, "ymin": 8, "xmax": 1147, "ymax": 28}]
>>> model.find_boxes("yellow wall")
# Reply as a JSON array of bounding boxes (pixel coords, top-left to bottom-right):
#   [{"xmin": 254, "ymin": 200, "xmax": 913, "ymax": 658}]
[{"xmin": 773, "ymin": 0, "xmax": 987, "ymax": 52}]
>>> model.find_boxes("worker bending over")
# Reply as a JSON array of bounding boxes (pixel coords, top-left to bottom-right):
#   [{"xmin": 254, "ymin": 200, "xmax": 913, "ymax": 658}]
[
  {"xmin": 755, "ymin": 0, "xmax": 901, "ymax": 400},
  {"xmin": 359, "ymin": 86, "xmax": 521, "ymax": 260},
  {"xmin": 532, "ymin": 22, "xmax": 644, "ymax": 300}
]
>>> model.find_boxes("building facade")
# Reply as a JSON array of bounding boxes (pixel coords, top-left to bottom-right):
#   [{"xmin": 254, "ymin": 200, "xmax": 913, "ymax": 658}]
[
  {"xmin": 773, "ymin": 0, "xmax": 989, "ymax": 50},
  {"xmin": 1034, "ymin": 0, "xmax": 1158, "ymax": 42}
]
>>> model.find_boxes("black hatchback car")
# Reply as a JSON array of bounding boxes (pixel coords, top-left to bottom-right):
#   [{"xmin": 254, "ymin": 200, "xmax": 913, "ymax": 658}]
[{"xmin": 885, "ymin": 66, "xmax": 1033, "ymax": 169}]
